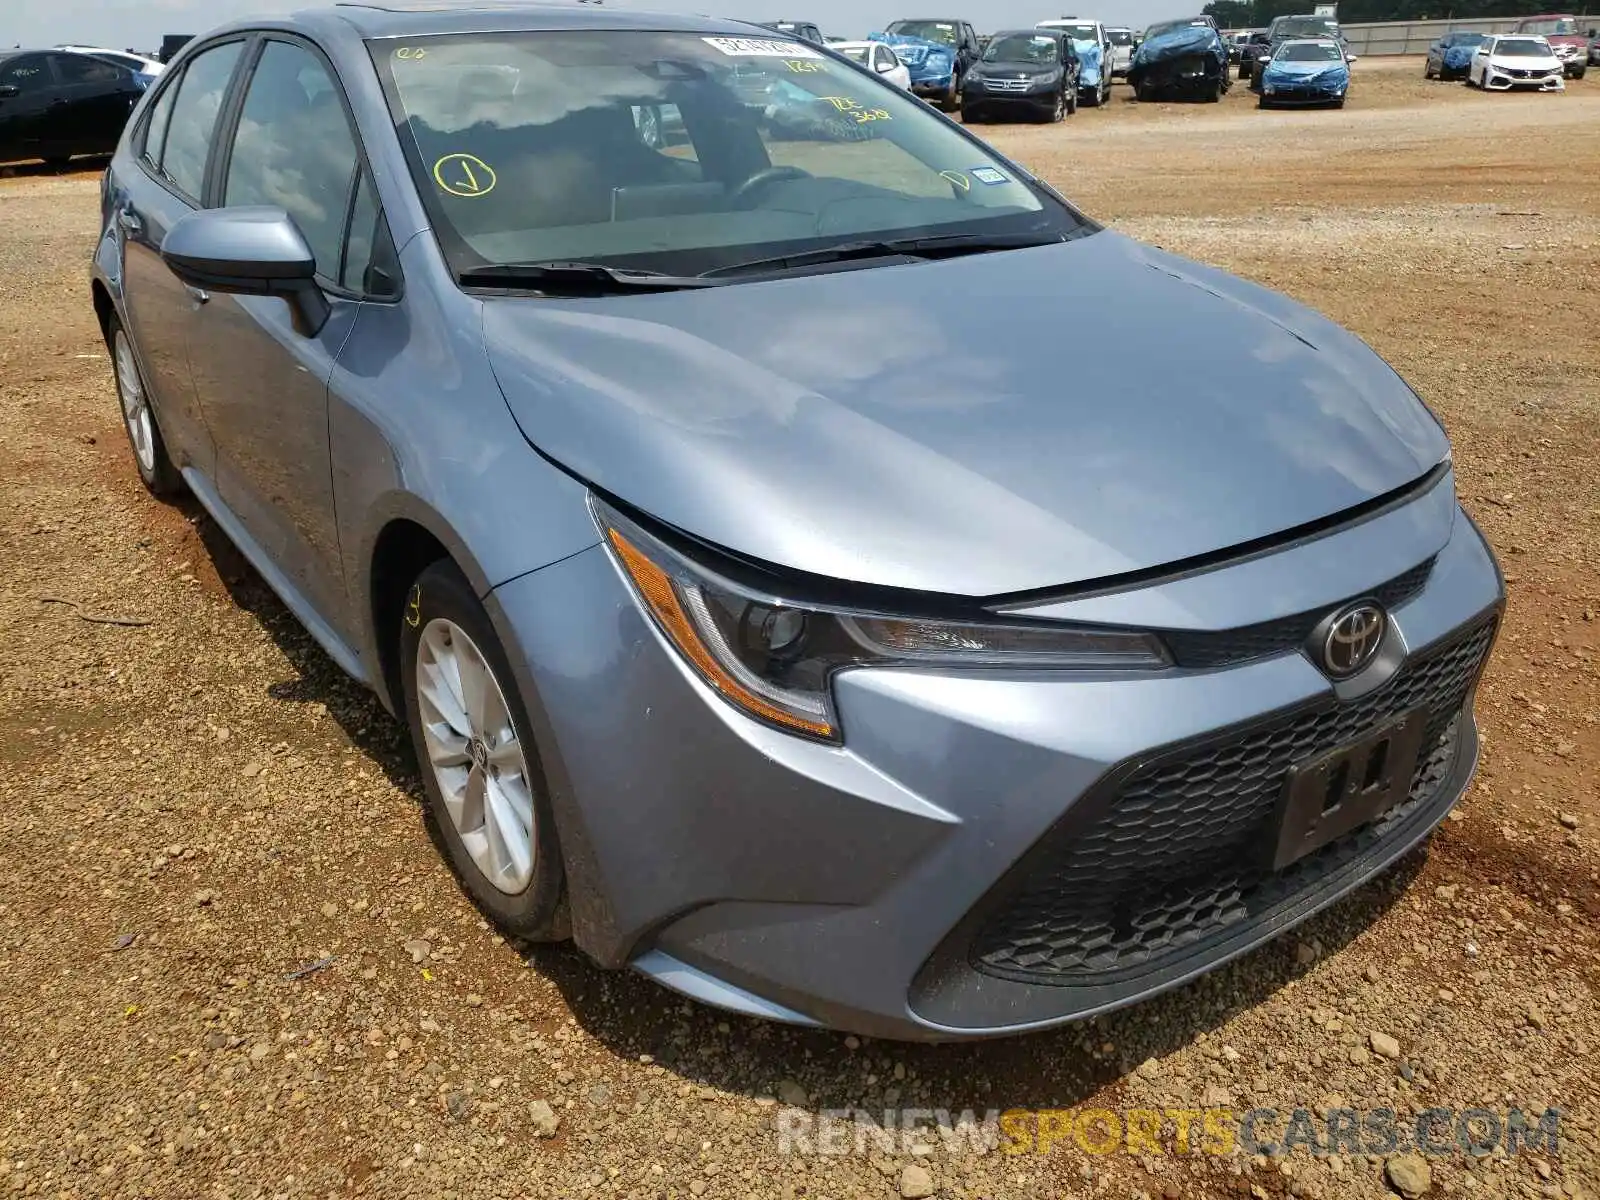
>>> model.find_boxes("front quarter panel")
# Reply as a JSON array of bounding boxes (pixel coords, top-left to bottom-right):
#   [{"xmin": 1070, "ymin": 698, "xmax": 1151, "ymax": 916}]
[{"xmin": 328, "ymin": 235, "xmax": 601, "ymax": 701}]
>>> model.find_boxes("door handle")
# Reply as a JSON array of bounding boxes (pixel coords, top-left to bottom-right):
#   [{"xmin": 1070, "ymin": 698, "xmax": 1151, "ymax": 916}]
[
  {"xmin": 184, "ymin": 285, "xmax": 210, "ymax": 304},
  {"xmin": 116, "ymin": 209, "xmax": 143, "ymax": 235}
]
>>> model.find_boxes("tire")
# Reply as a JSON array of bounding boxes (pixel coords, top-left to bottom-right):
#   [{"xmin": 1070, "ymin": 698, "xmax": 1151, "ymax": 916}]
[
  {"xmin": 107, "ymin": 315, "xmax": 183, "ymax": 497},
  {"xmin": 960, "ymin": 105, "xmax": 976, "ymax": 123},
  {"xmin": 1425, "ymin": 64, "xmax": 1435, "ymax": 79},
  {"xmin": 1572, "ymin": 68, "xmax": 1586, "ymax": 80},
  {"xmin": 1206, "ymin": 78, "xmax": 1223, "ymax": 102},
  {"xmin": 635, "ymin": 105, "xmax": 663, "ymax": 150},
  {"xmin": 1067, "ymin": 82, "xmax": 1078, "ymax": 114},
  {"xmin": 1049, "ymin": 90, "xmax": 1066, "ymax": 122},
  {"xmin": 1333, "ymin": 98, "xmax": 1345, "ymax": 108},
  {"xmin": 400, "ymin": 560, "xmax": 568, "ymax": 941},
  {"xmin": 1258, "ymin": 94, "xmax": 1269, "ymax": 108}
]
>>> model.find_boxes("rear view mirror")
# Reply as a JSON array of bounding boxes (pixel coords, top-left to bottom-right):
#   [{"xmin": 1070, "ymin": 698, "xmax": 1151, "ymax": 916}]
[{"xmin": 161, "ymin": 206, "xmax": 330, "ymax": 337}]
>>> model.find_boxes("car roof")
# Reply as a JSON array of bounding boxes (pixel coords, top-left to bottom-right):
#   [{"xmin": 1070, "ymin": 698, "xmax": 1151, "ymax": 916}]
[
  {"xmin": 306, "ymin": 1, "xmax": 779, "ymax": 39},
  {"xmin": 997, "ymin": 28, "xmax": 1061, "ymax": 36},
  {"xmin": 1280, "ymin": 36, "xmax": 1339, "ymax": 44}
]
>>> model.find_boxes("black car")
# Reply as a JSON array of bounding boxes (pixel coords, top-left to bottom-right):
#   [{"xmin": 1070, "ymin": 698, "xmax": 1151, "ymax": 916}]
[
  {"xmin": 1128, "ymin": 17, "xmax": 1231, "ymax": 101},
  {"xmin": 961, "ymin": 29, "xmax": 1079, "ymax": 123},
  {"xmin": 0, "ymin": 49, "xmax": 149, "ymax": 169},
  {"xmin": 1236, "ymin": 30, "xmax": 1272, "ymax": 79}
]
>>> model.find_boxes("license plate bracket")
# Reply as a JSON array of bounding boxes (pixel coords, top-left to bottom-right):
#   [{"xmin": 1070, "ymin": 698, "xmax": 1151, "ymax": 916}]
[{"xmin": 1272, "ymin": 710, "xmax": 1429, "ymax": 871}]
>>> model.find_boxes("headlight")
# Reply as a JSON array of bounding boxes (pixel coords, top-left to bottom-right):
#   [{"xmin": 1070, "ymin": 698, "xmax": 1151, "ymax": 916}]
[{"xmin": 595, "ymin": 500, "xmax": 1169, "ymax": 743}]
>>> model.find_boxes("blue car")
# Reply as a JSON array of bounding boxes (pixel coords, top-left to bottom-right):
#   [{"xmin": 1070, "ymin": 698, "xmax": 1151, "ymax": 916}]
[
  {"xmin": 1258, "ymin": 37, "xmax": 1351, "ymax": 107},
  {"xmin": 879, "ymin": 18, "xmax": 980, "ymax": 109},
  {"xmin": 93, "ymin": 4, "xmax": 1502, "ymax": 1040},
  {"xmin": 1426, "ymin": 31, "xmax": 1488, "ymax": 80}
]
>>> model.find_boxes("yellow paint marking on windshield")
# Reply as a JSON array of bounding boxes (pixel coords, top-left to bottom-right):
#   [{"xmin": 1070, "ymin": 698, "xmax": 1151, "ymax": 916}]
[
  {"xmin": 940, "ymin": 170, "xmax": 971, "ymax": 191},
  {"xmin": 783, "ymin": 59, "xmax": 823, "ymax": 72},
  {"xmin": 818, "ymin": 96, "xmax": 893, "ymax": 123},
  {"xmin": 433, "ymin": 153, "xmax": 497, "ymax": 198},
  {"xmin": 394, "ymin": 46, "xmax": 427, "ymax": 60}
]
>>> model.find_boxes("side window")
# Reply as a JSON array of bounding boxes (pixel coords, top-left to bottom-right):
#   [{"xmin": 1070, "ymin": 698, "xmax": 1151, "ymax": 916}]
[
  {"xmin": 162, "ymin": 41, "xmax": 244, "ymax": 200},
  {"xmin": 223, "ymin": 40, "xmax": 359, "ymax": 282},
  {"xmin": 141, "ymin": 71, "xmax": 180, "ymax": 166},
  {"xmin": 0, "ymin": 55, "xmax": 49, "ymax": 92},
  {"xmin": 50, "ymin": 54, "xmax": 124, "ymax": 86},
  {"xmin": 340, "ymin": 169, "xmax": 401, "ymax": 297}
]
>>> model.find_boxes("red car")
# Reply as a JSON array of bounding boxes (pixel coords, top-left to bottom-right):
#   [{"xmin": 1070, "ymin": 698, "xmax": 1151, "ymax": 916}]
[{"xmin": 1512, "ymin": 14, "xmax": 1588, "ymax": 77}]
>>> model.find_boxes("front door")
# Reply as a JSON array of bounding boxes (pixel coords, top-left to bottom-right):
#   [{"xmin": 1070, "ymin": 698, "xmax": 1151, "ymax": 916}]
[{"xmin": 185, "ymin": 36, "xmax": 366, "ymax": 632}]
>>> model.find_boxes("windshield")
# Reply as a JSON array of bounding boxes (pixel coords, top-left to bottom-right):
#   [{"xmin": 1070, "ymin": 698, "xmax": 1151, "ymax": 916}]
[
  {"xmin": 1495, "ymin": 37, "xmax": 1551, "ymax": 55},
  {"xmin": 1445, "ymin": 32, "xmax": 1486, "ymax": 46},
  {"xmin": 1521, "ymin": 17, "xmax": 1576, "ymax": 34},
  {"xmin": 1145, "ymin": 19, "xmax": 1202, "ymax": 38},
  {"xmin": 1041, "ymin": 23, "xmax": 1098, "ymax": 41},
  {"xmin": 373, "ymin": 31, "xmax": 1079, "ymax": 278},
  {"xmin": 985, "ymin": 34, "xmax": 1060, "ymax": 62},
  {"xmin": 1107, "ymin": 29, "xmax": 1133, "ymax": 44},
  {"xmin": 1277, "ymin": 41, "xmax": 1342, "ymax": 61},
  {"xmin": 838, "ymin": 45, "xmax": 870, "ymax": 63},
  {"xmin": 885, "ymin": 21, "xmax": 959, "ymax": 44},
  {"xmin": 1274, "ymin": 17, "xmax": 1338, "ymax": 38}
]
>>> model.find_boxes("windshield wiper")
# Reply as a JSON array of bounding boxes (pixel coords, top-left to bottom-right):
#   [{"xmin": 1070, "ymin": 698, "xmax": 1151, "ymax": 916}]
[
  {"xmin": 699, "ymin": 232, "xmax": 1065, "ymax": 280},
  {"xmin": 459, "ymin": 261, "xmax": 721, "ymax": 293}
]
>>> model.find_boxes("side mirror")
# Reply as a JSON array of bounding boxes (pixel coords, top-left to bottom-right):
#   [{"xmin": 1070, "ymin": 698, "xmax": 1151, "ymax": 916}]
[
  {"xmin": 0, "ymin": 84, "xmax": 19, "ymax": 99},
  {"xmin": 161, "ymin": 206, "xmax": 329, "ymax": 337},
  {"xmin": 876, "ymin": 59, "xmax": 896, "ymax": 73}
]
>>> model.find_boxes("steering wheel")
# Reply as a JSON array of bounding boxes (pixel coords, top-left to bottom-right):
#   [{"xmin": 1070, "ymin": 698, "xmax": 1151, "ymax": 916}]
[{"xmin": 731, "ymin": 165, "xmax": 811, "ymax": 205}]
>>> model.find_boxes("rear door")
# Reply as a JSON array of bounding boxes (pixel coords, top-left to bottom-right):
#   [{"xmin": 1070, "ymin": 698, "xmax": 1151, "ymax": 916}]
[
  {"xmin": 116, "ymin": 37, "xmax": 249, "ymax": 478},
  {"xmin": 186, "ymin": 34, "xmax": 369, "ymax": 630},
  {"xmin": 43, "ymin": 53, "xmax": 143, "ymax": 156},
  {"xmin": 0, "ymin": 55, "xmax": 54, "ymax": 162}
]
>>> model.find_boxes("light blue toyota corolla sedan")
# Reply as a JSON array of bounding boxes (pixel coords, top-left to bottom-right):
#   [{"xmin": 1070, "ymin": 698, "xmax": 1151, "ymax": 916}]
[{"xmin": 92, "ymin": 1, "xmax": 1504, "ymax": 1040}]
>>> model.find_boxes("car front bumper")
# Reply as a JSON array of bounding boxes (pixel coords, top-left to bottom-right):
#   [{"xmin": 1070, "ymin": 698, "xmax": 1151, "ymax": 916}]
[
  {"xmin": 488, "ymin": 478, "xmax": 1502, "ymax": 1040},
  {"xmin": 1483, "ymin": 67, "xmax": 1564, "ymax": 90},
  {"xmin": 1260, "ymin": 80, "xmax": 1347, "ymax": 104},
  {"xmin": 962, "ymin": 88, "xmax": 1060, "ymax": 117},
  {"xmin": 909, "ymin": 73, "xmax": 958, "ymax": 100}
]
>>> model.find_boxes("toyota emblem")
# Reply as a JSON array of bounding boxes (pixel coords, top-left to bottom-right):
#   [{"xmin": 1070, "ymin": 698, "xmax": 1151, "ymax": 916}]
[{"xmin": 1321, "ymin": 603, "xmax": 1387, "ymax": 678}]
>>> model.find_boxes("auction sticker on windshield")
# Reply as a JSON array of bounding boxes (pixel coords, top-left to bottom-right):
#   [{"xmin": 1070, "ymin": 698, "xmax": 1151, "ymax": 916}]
[
  {"xmin": 971, "ymin": 167, "xmax": 1010, "ymax": 186},
  {"xmin": 703, "ymin": 37, "xmax": 822, "ymax": 58}
]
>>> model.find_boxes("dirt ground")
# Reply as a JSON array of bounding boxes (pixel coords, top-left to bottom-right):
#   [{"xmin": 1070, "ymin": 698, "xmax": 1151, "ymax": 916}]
[{"xmin": 1, "ymin": 58, "xmax": 1597, "ymax": 1200}]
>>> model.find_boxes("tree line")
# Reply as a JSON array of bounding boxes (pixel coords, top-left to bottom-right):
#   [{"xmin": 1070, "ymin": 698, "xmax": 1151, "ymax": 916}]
[{"xmin": 1201, "ymin": 0, "xmax": 1593, "ymax": 26}]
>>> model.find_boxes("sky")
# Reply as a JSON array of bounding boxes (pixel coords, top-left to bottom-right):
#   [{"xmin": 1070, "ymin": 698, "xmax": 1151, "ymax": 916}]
[{"xmin": 9, "ymin": 0, "xmax": 1194, "ymax": 53}]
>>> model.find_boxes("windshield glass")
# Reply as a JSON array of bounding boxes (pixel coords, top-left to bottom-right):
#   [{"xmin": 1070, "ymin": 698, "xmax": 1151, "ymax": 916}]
[
  {"xmin": 885, "ymin": 21, "xmax": 958, "ymax": 44},
  {"xmin": 985, "ymin": 34, "xmax": 1060, "ymax": 62},
  {"xmin": 373, "ymin": 31, "xmax": 1078, "ymax": 278},
  {"xmin": 1445, "ymin": 32, "xmax": 1486, "ymax": 46},
  {"xmin": 1107, "ymin": 29, "xmax": 1133, "ymax": 44},
  {"xmin": 1278, "ymin": 41, "xmax": 1342, "ymax": 61},
  {"xmin": 1275, "ymin": 17, "xmax": 1338, "ymax": 38},
  {"xmin": 1042, "ymin": 23, "xmax": 1098, "ymax": 41},
  {"xmin": 1496, "ymin": 37, "xmax": 1550, "ymax": 55},
  {"xmin": 838, "ymin": 45, "xmax": 870, "ymax": 63}
]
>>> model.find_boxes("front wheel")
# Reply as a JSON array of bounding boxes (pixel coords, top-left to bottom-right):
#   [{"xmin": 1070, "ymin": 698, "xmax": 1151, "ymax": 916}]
[
  {"xmin": 401, "ymin": 560, "xmax": 568, "ymax": 940},
  {"xmin": 1049, "ymin": 90, "xmax": 1066, "ymax": 122},
  {"xmin": 1571, "ymin": 68, "xmax": 1586, "ymax": 80}
]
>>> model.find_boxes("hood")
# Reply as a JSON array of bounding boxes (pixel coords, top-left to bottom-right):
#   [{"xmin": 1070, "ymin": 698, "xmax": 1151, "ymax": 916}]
[
  {"xmin": 483, "ymin": 232, "xmax": 1448, "ymax": 598},
  {"xmin": 1263, "ymin": 58, "xmax": 1350, "ymax": 79},
  {"xmin": 1133, "ymin": 24, "xmax": 1224, "ymax": 67},
  {"xmin": 877, "ymin": 34, "xmax": 952, "ymax": 63},
  {"xmin": 976, "ymin": 57, "xmax": 1062, "ymax": 75},
  {"xmin": 1539, "ymin": 33, "xmax": 1587, "ymax": 46}
]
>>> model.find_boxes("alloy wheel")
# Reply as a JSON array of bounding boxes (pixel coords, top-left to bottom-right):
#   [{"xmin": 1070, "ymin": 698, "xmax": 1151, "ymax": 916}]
[
  {"xmin": 114, "ymin": 330, "xmax": 155, "ymax": 476},
  {"xmin": 416, "ymin": 617, "xmax": 538, "ymax": 894}
]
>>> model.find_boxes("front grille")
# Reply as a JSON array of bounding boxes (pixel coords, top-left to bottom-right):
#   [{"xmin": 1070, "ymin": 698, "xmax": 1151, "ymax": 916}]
[
  {"xmin": 972, "ymin": 616, "xmax": 1496, "ymax": 984},
  {"xmin": 985, "ymin": 78, "xmax": 1035, "ymax": 91},
  {"xmin": 1160, "ymin": 558, "xmax": 1433, "ymax": 670}
]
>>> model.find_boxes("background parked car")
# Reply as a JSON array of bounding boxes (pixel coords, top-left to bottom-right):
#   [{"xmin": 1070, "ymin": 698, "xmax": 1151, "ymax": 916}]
[
  {"xmin": 56, "ymin": 46, "xmax": 165, "ymax": 77},
  {"xmin": 1034, "ymin": 19, "xmax": 1112, "ymax": 106},
  {"xmin": 1589, "ymin": 27, "xmax": 1600, "ymax": 66},
  {"xmin": 1424, "ymin": 31, "xmax": 1487, "ymax": 81},
  {"xmin": 1105, "ymin": 26, "xmax": 1135, "ymax": 77},
  {"xmin": 832, "ymin": 40, "xmax": 912, "ymax": 90},
  {"xmin": 1469, "ymin": 34, "xmax": 1565, "ymax": 90},
  {"xmin": 758, "ymin": 21, "xmax": 827, "ymax": 45},
  {"xmin": 1510, "ymin": 14, "xmax": 1587, "ymax": 78},
  {"xmin": 1257, "ymin": 37, "xmax": 1350, "ymax": 108},
  {"xmin": 1129, "ymin": 17, "xmax": 1231, "ymax": 101},
  {"xmin": 880, "ymin": 19, "xmax": 982, "ymax": 109},
  {"xmin": 961, "ymin": 29, "xmax": 1079, "ymax": 122},
  {"xmin": 1236, "ymin": 30, "xmax": 1271, "ymax": 79},
  {"xmin": 1249, "ymin": 13, "xmax": 1354, "ymax": 89},
  {"xmin": 0, "ymin": 48, "xmax": 148, "ymax": 168}
]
